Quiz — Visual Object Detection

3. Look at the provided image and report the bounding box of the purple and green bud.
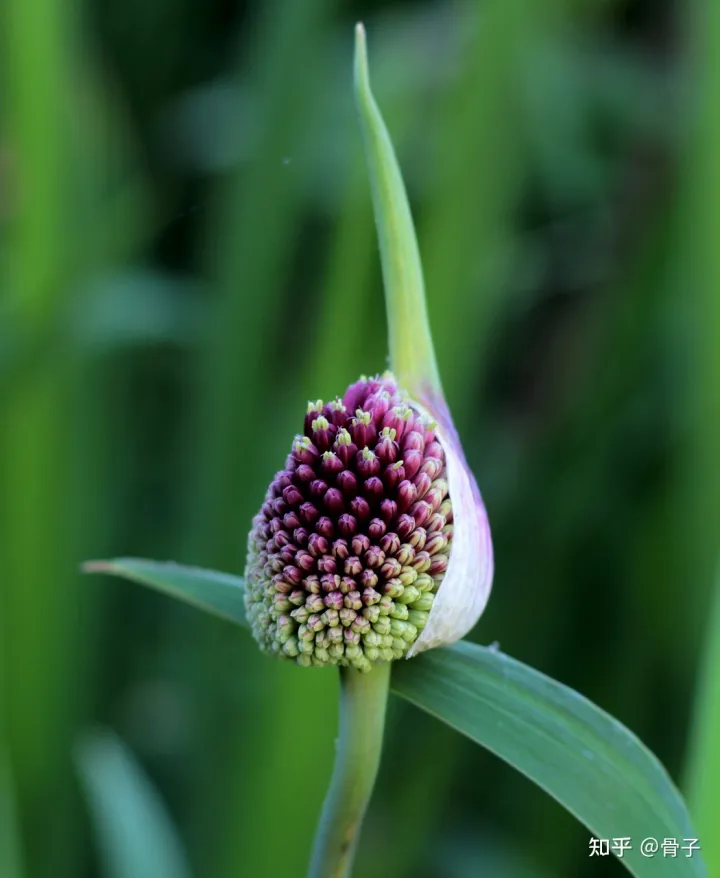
[245,372,465,671]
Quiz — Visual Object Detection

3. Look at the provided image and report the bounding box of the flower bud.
[244,373,493,670]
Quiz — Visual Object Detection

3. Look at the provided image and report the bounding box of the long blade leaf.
[353,23,440,397]
[82,559,246,626]
[84,559,704,876]
[0,750,24,878]
[392,641,705,878]
[76,730,192,878]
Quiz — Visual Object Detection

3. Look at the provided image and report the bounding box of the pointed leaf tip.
[354,23,368,92]
[352,22,441,398]
[80,558,248,627]
[82,560,111,574]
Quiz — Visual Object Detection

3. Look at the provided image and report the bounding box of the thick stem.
[308,663,391,878]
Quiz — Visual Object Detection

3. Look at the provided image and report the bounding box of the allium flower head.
[245,372,493,672]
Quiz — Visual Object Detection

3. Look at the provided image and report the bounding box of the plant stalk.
[308,663,391,878]
[353,24,442,399]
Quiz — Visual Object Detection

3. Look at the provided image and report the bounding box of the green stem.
[308,663,391,878]
[353,24,441,399]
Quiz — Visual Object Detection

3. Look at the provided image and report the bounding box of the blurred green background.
[1,0,718,876]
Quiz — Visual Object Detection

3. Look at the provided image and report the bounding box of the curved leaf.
[76,729,193,878]
[84,559,705,876]
[393,641,706,878]
[353,24,441,397]
[82,559,246,626]
[0,749,23,878]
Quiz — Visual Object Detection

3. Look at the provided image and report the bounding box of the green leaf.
[686,565,720,876]
[353,24,441,398]
[392,641,706,878]
[84,560,705,877]
[76,729,193,878]
[0,749,24,878]
[82,559,247,627]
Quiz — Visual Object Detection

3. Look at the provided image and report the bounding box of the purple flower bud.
[349,496,371,521]
[379,552,402,577]
[299,503,318,525]
[244,373,493,671]
[325,398,348,428]
[336,470,358,496]
[316,516,334,539]
[324,591,343,610]
[331,538,348,559]
[295,551,315,572]
[350,410,375,448]
[283,565,302,586]
[365,390,391,421]
[273,530,291,548]
[379,499,397,522]
[381,404,412,440]
[320,451,343,476]
[344,556,363,577]
[292,435,318,466]
[356,447,381,478]
[375,428,399,465]
[380,531,400,556]
[409,500,433,528]
[419,457,443,481]
[321,574,340,594]
[362,476,384,501]
[396,543,415,566]
[364,545,385,569]
[275,473,292,493]
[284,511,302,530]
[413,471,432,500]
[350,533,370,555]
[411,551,431,573]
[342,378,372,414]
[271,497,287,516]
[395,514,416,540]
[397,480,417,513]
[333,428,357,467]
[368,518,386,539]
[402,449,423,479]
[323,488,344,514]
[428,554,448,576]
[338,514,357,537]
[360,569,378,589]
[317,555,337,575]
[309,479,329,500]
[310,415,335,452]
[307,533,329,558]
[304,400,324,436]
[382,461,405,490]
[424,480,448,512]
[403,431,425,452]
[362,587,381,605]
[339,576,355,594]
[424,533,447,556]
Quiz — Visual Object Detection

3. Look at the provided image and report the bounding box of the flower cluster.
[244,373,453,672]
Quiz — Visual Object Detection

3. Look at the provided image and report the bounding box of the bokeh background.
[1,0,718,876]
